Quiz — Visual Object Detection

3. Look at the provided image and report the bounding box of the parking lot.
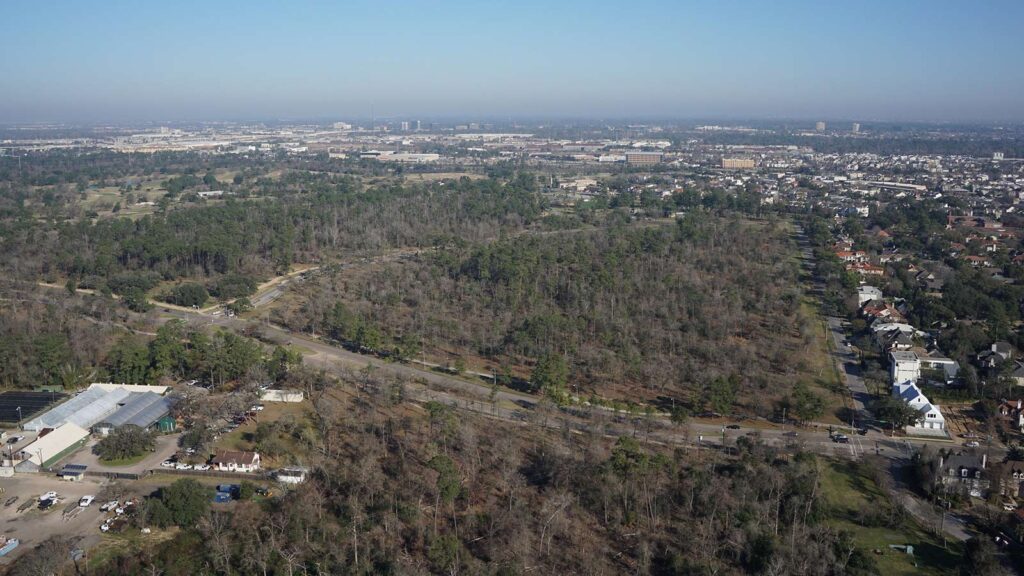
[0,474,110,563]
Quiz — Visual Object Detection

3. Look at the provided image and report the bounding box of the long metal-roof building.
[16,422,90,469]
[22,383,170,432]
[95,392,172,431]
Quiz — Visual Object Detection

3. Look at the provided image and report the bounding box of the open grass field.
[820,459,961,575]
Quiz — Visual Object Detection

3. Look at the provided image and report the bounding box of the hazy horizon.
[2,0,1023,124]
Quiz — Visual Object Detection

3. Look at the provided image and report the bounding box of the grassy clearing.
[99,452,150,467]
[212,401,313,468]
[820,460,961,575]
[87,526,180,571]
[798,298,847,425]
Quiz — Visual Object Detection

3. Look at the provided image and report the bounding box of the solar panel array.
[0,391,66,423]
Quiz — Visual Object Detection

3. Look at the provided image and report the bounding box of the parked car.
[833,434,849,444]
[160,460,176,468]
[726,424,741,430]
[99,500,119,512]
[39,499,55,511]
[966,441,980,448]
[39,491,57,502]
[194,464,211,471]
[79,495,95,507]
[175,463,193,470]
[7,436,25,445]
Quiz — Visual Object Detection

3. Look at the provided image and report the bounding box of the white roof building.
[892,382,946,433]
[890,350,921,386]
[17,422,90,469]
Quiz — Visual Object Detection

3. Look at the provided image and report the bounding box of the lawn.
[819,459,961,575]
[99,452,150,467]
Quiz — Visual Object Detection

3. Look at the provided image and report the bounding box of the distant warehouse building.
[15,423,90,471]
[625,151,663,166]
[379,153,440,163]
[722,157,755,169]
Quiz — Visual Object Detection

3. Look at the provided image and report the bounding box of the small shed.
[58,463,87,481]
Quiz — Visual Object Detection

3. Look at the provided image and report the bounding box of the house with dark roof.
[938,452,989,498]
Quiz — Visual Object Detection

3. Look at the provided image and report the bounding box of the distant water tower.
[815,121,826,131]
[852,122,860,133]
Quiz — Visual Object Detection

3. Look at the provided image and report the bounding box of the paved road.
[826,316,873,418]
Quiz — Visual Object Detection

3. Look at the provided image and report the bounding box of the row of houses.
[854,284,961,436]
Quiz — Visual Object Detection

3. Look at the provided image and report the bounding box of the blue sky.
[1,0,1022,123]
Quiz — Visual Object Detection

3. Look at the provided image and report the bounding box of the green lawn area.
[99,452,150,467]
[820,459,961,575]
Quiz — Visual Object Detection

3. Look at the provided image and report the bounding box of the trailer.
[0,537,20,556]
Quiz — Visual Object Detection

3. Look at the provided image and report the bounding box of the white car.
[966,441,981,448]
[39,491,57,502]
[194,464,211,471]
[100,522,110,532]
[175,463,192,470]
[79,495,95,507]
[99,500,119,512]
[160,460,176,468]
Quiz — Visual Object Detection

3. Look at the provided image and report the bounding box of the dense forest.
[12,366,894,576]
[280,215,812,413]
[0,174,544,297]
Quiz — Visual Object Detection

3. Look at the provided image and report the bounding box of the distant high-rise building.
[815,121,826,131]
[400,121,410,131]
[994,152,1005,161]
[851,122,860,133]
[332,121,352,130]
[414,120,421,131]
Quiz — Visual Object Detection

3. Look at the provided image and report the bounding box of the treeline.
[106,321,301,388]
[2,175,544,298]
[288,215,805,412]
[0,297,120,389]
[64,368,886,576]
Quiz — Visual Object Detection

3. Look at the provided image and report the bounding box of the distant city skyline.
[2,0,1023,123]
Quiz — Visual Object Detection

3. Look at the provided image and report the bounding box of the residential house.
[892,382,946,433]
[999,399,1024,433]
[938,452,989,498]
[1012,361,1024,387]
[856,285,884,306]
[848,262,885,276]
[979,342,1015,370]
[891,351,921,385]
[211,450,261,473]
